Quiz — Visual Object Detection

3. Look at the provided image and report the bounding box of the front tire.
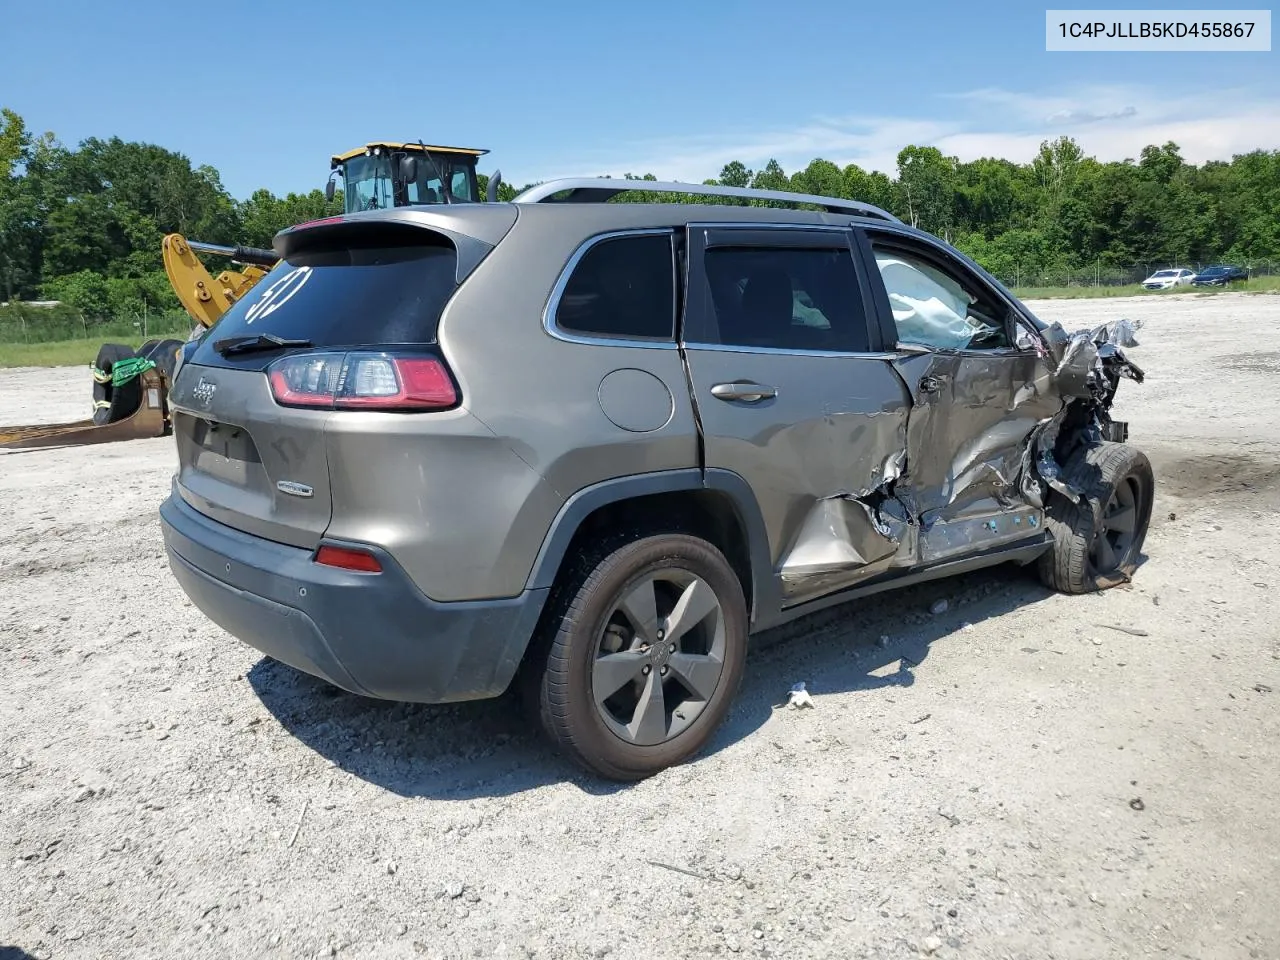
[1038,441,1154,593]
[532,534,748,781]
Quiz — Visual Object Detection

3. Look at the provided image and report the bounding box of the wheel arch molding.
[524,468,779,626]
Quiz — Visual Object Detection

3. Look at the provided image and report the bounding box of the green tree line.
[0,108,344,322]
[620,139,1278,284]
[2,105,1278,325]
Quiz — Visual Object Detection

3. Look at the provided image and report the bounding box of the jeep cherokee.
[160,178,1153,780]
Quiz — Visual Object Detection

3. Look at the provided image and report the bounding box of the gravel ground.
[2,292,1279,960]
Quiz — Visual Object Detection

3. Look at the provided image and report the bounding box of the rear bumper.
[159,487,548,703]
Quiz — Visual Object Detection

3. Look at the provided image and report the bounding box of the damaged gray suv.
[160,178,1153,780]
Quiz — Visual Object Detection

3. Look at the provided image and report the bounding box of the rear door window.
[690,242,871,353]
[192,239,459,367]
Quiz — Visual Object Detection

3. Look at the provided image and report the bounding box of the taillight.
[267,352,345,407]
[266,352,458,411]
[315,545,382,573]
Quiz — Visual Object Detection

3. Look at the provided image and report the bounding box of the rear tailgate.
[170,366,334,548]
[168,210,514,549]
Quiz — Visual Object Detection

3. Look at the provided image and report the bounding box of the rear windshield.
[191,241,458,365]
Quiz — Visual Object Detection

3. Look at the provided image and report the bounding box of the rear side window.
[696,247,870,352]
[553,233,675,341]
[192,240,458,363]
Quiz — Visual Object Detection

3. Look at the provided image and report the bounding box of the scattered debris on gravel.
[786,682,815,709]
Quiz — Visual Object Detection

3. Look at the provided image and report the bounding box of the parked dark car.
[1192,265,1248,286]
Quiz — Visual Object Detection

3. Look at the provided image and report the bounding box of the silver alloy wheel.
[591,569,727,747]
[1090,475,1140,573]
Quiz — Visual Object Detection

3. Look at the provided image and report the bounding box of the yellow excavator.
[0,142,499,450]
[162,142,497,328]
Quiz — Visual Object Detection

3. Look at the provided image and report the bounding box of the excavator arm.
[161,234,278,329]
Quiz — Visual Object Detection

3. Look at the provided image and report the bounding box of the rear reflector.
[314,545,382,573]
[267,351,458,411]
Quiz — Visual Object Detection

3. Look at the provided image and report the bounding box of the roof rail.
[511,178,902,222]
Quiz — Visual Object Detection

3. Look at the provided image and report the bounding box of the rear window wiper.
[214,333,314,357]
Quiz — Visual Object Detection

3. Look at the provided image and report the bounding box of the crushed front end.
[1020,317,1147,506]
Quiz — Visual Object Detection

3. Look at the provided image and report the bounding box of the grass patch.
[0,336,159,369]
[1014,276,1280,299]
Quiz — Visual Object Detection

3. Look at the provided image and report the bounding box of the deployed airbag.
[875,252,1002,350]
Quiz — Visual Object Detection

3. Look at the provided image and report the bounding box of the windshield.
[343,154,396,212]
[341,152,478,214]
[1151,270,1177,278]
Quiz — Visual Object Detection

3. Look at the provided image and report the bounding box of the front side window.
[871,242,1011,351]
[554,233,675,340]
[696,246,869,352]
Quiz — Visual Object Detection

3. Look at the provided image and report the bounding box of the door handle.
[710,381,777,403]
[918,375,944,394]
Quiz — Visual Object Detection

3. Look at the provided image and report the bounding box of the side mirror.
[486,169,503,203]
[399,155,419,182]
[324,177,336,202]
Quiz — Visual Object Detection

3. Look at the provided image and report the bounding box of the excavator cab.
[326,142,489,213]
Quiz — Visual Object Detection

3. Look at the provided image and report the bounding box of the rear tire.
[530,533,748,781]
[91,343,141,426]
[1038,441,1154,593]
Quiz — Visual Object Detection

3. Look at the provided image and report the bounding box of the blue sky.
[2,0,1275,199]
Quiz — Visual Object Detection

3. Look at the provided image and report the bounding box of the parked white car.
[1142,268,1196,290]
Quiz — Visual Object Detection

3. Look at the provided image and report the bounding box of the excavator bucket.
[0,236,270,451]
[0,366,169,451]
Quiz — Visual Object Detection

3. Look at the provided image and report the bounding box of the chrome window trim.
[681,342,901,360]
[688,221,857,235]
[542,228,679,350]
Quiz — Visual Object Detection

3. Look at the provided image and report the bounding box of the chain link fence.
[0,303,192,345]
